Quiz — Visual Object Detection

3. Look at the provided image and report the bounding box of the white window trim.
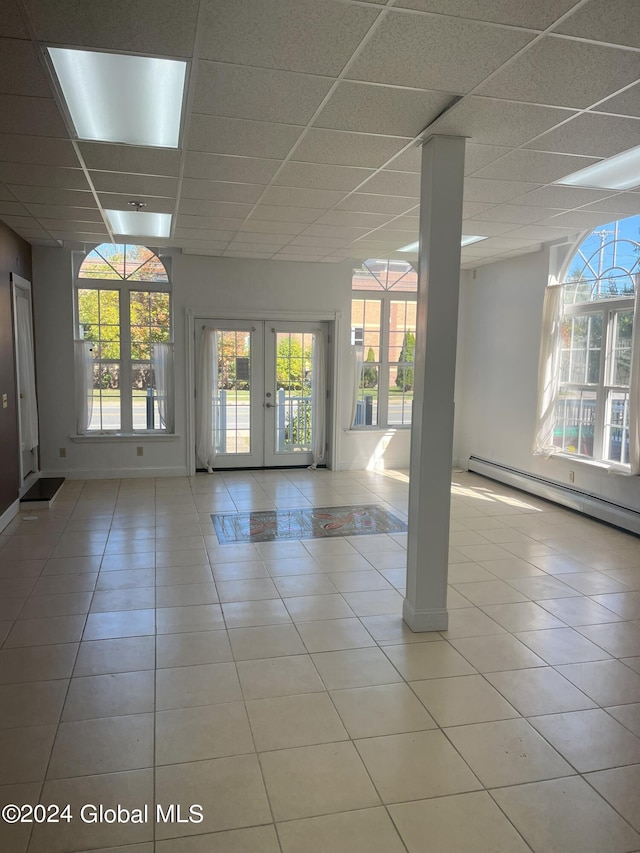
[74,276,173,435]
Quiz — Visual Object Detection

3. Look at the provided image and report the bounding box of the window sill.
[344,427,410,433]
[71,433,179,443]
[550,452,630,475]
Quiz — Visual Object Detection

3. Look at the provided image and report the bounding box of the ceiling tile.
[525,113,640,157]
[231,231,293,244]
[470,203,555,224]
[176,239,229,251]
[394,0,577,28]
[347,12,533,91]
[335,193,417,214]
[385,214,419,229]
[0,164,89,189]
[188,115,303,159]
[238,220,306,236]
[97,194,175,214]
[183,153,279,185]
[462,201,495,217]
[24,203,102,221]
[464,144,514,175]
[507,224,578,240]
[26,0,200,56]
[463,178,541,203]
[37,217,106,232]
[274,162,373,191]
[1,213,51,228]
[89,172,178,197]
[292,129,410,168]
[248,206,323,224]
[180,180,264,204]
[1,0,29,37]
[199,0,379,75]
[315,210,393,228]
[225,251,276,258]
[194,62,333,125]
[461,219,520,236]
[49,230,109,241]
[0,184,13,201]
[178,199,254,219]
[430,97,576,146]
[0,95,67,138]
[289,236,353,248]
[301,224,372,241]
[596,83,640,118]
[175,215,244,231]
[476,36,640,108]
[0,200,29,216]
[0,39,51,97]
[358,171,421,197]
[387,147,422,173]
[271,243,327,255]
[8,185,94,205]
[78,143,181,176]
[314,81,454,136]
[0,134,78,167]
[541,209,630,229]
[226,243,285,253]
[174,229,236,242]
[513,185,617,208]
[581,193,640,215]
[12,226,55,239]
[554,0,640,49]
[473,150,600,183]
[365,228,417,243]
[272,254,326,262]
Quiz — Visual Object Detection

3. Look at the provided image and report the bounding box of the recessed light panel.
[554,145,640,191]
[106,210,172,238]
[48,48,187,148]
[398,236,486,252]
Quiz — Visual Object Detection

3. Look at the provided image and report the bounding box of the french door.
[196,319,326,469]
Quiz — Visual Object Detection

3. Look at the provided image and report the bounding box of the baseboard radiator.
[466,456,640,537]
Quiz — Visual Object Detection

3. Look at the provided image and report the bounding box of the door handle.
[265,402,274,408]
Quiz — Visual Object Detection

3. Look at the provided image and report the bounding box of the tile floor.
[0,469,639,852]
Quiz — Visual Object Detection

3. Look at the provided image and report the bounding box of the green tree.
[362,347,378,389]
[276,336,312,390]
[395,332,416,391]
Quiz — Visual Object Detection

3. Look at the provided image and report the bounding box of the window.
[75,243,173,433]
[551,218,639,465]
[351,259,417,427]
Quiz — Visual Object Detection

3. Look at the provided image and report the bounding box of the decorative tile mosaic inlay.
[212,504,408,543]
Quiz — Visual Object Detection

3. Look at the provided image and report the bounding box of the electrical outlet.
[59,448,67,458]
[568,470,575,483]
[137,446,144,456]
[2,393,7,409]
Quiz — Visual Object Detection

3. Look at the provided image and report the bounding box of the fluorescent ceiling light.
[398,235,486,252]
[106,210,172,238]
[554,145,640,191]
[48,48,187,147]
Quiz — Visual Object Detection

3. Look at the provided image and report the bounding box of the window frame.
[553,219,638,468]
[351,288,417,430]
[74,248,173,436]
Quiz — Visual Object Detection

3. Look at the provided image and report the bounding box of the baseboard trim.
[402,599,449,632]
[39,467,188,480]
[0,499,19,534]
[467,456,640,536]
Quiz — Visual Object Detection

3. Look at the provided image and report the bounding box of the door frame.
[11,273,40,495]
[186,308,342,476]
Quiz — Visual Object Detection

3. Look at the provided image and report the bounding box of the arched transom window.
[75,243,173,434]
[553,217,639,465]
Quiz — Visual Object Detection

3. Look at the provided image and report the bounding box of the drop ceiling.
[1,0,640,268]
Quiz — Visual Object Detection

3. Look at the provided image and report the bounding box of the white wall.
[455,248,640,512]
[32,246,412,477]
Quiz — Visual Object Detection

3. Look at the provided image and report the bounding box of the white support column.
[404,134,466,632]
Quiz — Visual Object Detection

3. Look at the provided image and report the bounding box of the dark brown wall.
[0,221,32,518]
